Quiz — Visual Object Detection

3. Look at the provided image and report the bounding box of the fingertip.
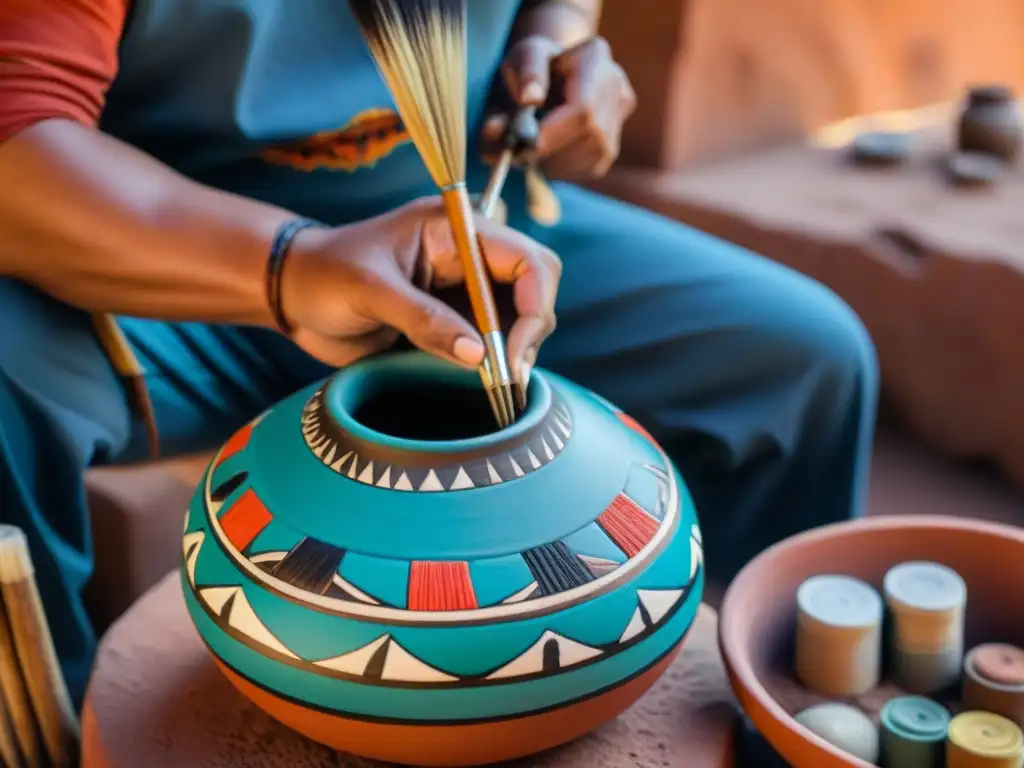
[520,80,547,106]
[453,335,486,367]
[482,114,506,137]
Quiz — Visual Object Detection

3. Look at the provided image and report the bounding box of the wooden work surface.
[81,572,737,767]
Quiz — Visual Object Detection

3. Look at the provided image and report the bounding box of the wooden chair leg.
[0,525,80,767]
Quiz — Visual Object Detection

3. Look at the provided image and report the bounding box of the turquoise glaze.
[181,351,703,729]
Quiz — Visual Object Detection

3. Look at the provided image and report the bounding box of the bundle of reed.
[349,0,518,427]
[0,526,80,767]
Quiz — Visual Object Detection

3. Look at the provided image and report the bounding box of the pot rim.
[325,351,552,455]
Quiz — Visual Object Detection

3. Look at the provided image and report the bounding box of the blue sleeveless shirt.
[100,0,524,224]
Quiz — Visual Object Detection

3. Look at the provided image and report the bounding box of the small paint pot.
[879,695,950,768]
[947,151,1004,188]
[963,644,1024,729]
[883,561,967,694]
[796,702,880,764]
[850,131,913,167]
[947,711,1024,768]
[795,574,883,696]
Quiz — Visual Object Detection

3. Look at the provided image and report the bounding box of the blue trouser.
[0,184,878,709]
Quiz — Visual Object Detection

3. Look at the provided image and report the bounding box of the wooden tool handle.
[441,185,502,336]
[0,525,80,767]
[92,313,159,458]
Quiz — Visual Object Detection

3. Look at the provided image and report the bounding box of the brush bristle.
[350,0,468,188]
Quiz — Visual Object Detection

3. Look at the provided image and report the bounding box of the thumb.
[504,37,562,106]
[363,269,485,368]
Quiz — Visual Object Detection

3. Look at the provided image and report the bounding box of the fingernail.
[516,361,533,410]
[520,360,533,385]
[484,114,504,133]
[453,336,485,366]
[521,81,546,105]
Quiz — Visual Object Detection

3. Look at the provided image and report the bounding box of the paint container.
[795,574,883,696]
[879,695,950,768]
[947,711,1023,768]
[963,644,1024,729]
[883,562,967,694]
[796,702,880,764]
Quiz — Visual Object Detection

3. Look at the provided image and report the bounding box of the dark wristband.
[265,217,323,336]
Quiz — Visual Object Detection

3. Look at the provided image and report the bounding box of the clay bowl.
[719,515,1024,768]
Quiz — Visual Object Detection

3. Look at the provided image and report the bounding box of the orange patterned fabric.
[0,0,129,142]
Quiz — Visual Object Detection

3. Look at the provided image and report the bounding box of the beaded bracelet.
[265,217,323,336]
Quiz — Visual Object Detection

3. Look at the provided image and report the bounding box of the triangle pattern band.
[187,558,695,687]
[299,387,573,492]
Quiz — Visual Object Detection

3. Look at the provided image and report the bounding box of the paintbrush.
[480,106,561,228]
[350,0,517,428]
[479,106,539,218]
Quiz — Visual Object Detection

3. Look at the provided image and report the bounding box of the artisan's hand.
[279,197,560,378]
[484,35,636,181]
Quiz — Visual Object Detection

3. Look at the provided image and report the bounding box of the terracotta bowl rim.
[718,514,1024,767]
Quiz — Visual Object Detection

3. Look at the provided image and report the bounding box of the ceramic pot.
[180,351,703,766]
[957,85,1023,162]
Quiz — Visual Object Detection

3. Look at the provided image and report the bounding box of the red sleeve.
[0,0,129,142]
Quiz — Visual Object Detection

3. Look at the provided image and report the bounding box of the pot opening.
[351,378,517,442]
[968,85,1014,106]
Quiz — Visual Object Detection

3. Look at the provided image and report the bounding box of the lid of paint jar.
[797,575,883,629]
[880,696,950,741]
[948,712,1024,757]
[883,561,966,612]
[970,643,1024,686]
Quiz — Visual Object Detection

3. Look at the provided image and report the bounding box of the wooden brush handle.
[441,186,502,336]
[0,525,80,767]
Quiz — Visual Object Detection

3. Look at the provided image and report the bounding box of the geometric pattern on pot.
[300,385,574,491]
[192,409,682,627]
[182,523,702,689]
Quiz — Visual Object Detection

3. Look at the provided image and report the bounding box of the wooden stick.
[0,525,80,767]
[92,313,159,457]
[0,684,24,768]
[0,583,43,767]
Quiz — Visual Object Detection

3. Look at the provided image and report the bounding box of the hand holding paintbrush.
[483,30,637,195]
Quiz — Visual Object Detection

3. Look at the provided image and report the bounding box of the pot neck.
[968,86,1014,107]
[323,352,551,456]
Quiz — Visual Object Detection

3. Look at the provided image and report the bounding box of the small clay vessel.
[947,151,1003,188]
[957,85,1023,163]
[849,131,913,167]
[180,351,703,766]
